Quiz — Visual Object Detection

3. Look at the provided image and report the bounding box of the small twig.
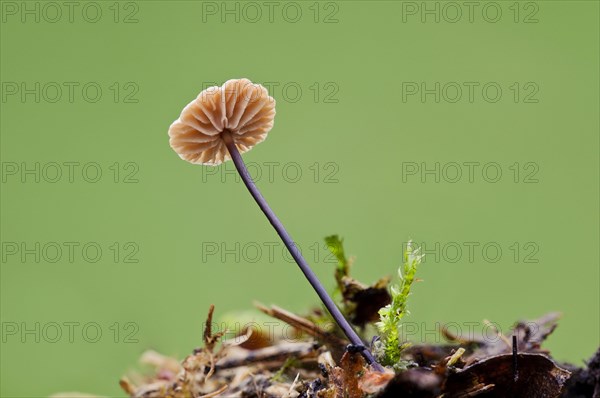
[199,384,228,398]
[482,319,512,348]
[202,304,227,380]
[447,348,466,367]
[215,341,317,370]
[204,305,215,345]
[255,303,347,348]
[512,335,519,382]
[283,373,301,398]
[119,378,136,395]
[204,304,226,351]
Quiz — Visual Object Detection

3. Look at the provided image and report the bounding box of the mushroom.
[169,78,384,372]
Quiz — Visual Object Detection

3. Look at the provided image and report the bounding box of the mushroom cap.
[168,78,276,166]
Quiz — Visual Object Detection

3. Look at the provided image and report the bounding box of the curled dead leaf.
[443,353,570,398]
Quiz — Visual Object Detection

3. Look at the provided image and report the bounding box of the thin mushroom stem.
[222,131,384,372]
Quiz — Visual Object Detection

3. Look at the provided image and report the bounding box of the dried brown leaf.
[373,368,442,397]
[443,353,570,398]
[358,368,395,394]
[339,351,366,398]
[341,276,392,327]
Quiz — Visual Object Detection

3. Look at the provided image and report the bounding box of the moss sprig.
[375,241,423,369]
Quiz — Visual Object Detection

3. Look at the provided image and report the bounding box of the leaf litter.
[53,240,598,398]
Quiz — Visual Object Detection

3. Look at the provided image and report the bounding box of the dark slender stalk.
[512,335,519,382]
[222,131,384,372]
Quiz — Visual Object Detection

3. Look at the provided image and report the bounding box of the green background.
[1,0,598,396]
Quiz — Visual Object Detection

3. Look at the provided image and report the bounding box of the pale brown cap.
[168,78,276,165]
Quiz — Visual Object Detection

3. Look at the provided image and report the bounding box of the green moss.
[375,241,423,369]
